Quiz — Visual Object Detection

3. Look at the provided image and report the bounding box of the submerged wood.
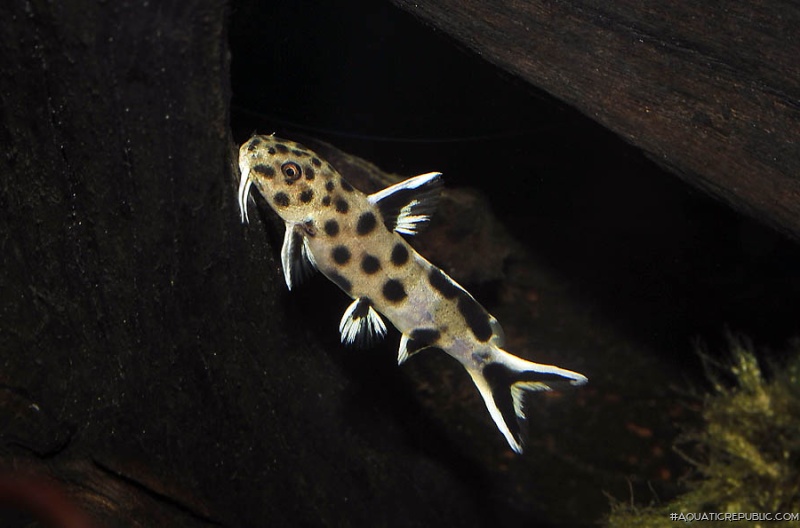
[1,1,594,524]
[391,0,800,241]
[0,1,485,525]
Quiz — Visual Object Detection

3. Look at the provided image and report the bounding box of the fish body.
[237,134,587,453]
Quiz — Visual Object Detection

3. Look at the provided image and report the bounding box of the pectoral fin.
[280,223,317,291]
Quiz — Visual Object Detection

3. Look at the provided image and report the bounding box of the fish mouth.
[237,161,253,224]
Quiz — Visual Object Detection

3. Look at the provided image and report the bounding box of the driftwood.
[391,0,800,241]
[16,0,788,525]
[2,1,621,525]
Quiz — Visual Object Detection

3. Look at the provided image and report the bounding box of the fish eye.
[281,161,302,182]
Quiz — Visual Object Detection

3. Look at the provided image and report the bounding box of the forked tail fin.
[467,348,587,454]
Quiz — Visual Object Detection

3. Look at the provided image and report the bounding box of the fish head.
[238,134,335,225]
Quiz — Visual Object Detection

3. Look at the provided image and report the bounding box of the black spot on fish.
[305,167,315,180]
[312,157,322,167]
[268,147,276,155]
[361,254,381,274]
[335,198,349,214]
[390,243,409,266]
[356,212,377,236]
[329,271,352,293]
[332,246,351,265]
[382,279,407,303]
[405,328,441,356]
[324,219,339,237]
[248,138,261,151]
[274,192,290,207]
[292,149,309,157]
[411,328,440,345]
[253,164,275,178]
[429,268,460,299]
[299,189,314,203]
[275,143,289,153]
[322,196,331,207]
[340,179,354,192]
[457,294,492,342]
[325,180,335,192]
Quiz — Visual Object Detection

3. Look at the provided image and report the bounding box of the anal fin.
[397,328,441,365]
[339,298,387,347]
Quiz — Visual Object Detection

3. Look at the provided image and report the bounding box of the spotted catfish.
[237,134,587,453]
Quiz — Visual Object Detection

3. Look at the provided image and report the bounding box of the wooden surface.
[391,0,800,241]
[0,2,598,524]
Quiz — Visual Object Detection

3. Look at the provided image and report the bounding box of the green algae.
[607,336,800,528]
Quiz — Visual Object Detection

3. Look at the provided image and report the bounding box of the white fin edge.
[395,199,428,235]
[238,164,253,224]
[470,349,588,454]
[367,171,441,203]
[511,381,551,420]
[468,368,524,454]
[302,236,317,270]
[397,334,410,365]
[493,351,588,386]
[367,172,442,236]
[397,330,440,364]
[339,298,387,347]
[489,316,505,347]
[280,223,318,291]
[280,227,295,290]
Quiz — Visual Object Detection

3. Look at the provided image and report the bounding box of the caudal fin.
[467,349,587,454]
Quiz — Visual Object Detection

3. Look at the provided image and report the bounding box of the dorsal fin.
[280,222,317,291]
[339,297,387,347]
[367,172,443,236]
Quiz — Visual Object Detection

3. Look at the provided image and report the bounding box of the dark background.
[230,0,800,356]
[228,0,800,523]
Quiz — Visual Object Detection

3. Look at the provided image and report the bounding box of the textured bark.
[0,2,591,526]
[0,1,481,526]
[390,0,800,241]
